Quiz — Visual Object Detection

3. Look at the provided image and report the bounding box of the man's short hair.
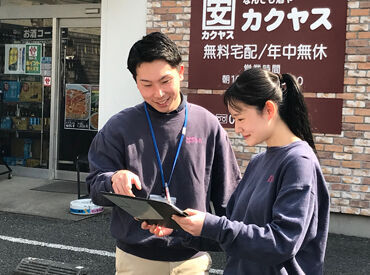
[127,32,182,80]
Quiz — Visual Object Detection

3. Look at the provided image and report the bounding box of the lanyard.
[144,102,188,197]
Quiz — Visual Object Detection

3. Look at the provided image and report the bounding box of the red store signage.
[189,0,347,93]
[188,94,343,134]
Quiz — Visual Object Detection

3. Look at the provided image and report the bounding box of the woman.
[146,68,330,274]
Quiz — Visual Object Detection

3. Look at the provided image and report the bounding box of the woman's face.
[228,100,273,147]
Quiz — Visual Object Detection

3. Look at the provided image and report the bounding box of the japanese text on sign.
[23,29,45,39]
[189,0,347,93]
[203,43,327,60]
[202,0,332,41]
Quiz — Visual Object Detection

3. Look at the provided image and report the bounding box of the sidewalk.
[0,174,88,221]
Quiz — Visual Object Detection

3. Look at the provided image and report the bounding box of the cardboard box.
[25,158,40,167]
[12,117,29,130]
[29,124,42,131]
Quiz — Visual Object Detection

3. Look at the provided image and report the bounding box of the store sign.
[23,27,52,40]
[43,76,51,87]
[188,94,234,128]
[41,57,52,76]
[64,84,99,131]
[188,93,343,134]
[23,27,68,40]
[25,44,42,75]
[305,98,342,134]
[189,0,347,93]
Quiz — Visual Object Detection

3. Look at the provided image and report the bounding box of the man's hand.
[111,170,142,196]
[141,221,173,237]
[172,209,205,236]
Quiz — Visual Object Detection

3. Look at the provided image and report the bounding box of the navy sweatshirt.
[187,141,329,274]
[86,99,241,261]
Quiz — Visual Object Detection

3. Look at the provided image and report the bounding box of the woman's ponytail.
[224,68,316,153]
[279,73,316,152]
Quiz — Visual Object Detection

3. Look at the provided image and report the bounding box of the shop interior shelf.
[3,101,42,104]
[0,129,49,134]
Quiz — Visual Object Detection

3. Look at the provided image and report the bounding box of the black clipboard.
[101,191,187,230]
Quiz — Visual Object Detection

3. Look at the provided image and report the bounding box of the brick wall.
[146,0,370,217]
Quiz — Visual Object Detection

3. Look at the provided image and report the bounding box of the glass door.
[0,19,52,178]
[54,18,100,180]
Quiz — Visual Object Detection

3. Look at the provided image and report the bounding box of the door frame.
[51,17,100,181]
[0,4,100,180]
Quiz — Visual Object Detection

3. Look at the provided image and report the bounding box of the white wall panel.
[99,0,146,129]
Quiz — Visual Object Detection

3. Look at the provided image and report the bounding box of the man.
[86,32,240,275]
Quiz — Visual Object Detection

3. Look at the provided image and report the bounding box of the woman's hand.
[141,221,173,237]
[172,209,206,236]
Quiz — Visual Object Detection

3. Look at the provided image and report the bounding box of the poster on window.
[4,44,25,74]
[189,0,347,93]
[64,84,99,131]
[25,44,42,75]
[90,85,99,130]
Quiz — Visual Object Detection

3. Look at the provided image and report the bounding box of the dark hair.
[224,68,316,152]
[127,32,182,80]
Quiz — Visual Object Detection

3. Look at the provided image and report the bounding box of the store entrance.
[54,19,100,181]
[0,4,101,180]
[0,19,52,177]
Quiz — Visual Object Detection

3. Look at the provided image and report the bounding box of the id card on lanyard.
[144,102,188,204]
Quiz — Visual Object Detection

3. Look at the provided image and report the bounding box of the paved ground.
[0,211,116,274]
[0,211,369,274]
[0,175,369,274]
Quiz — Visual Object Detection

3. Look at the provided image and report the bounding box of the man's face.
[136,59,184,113]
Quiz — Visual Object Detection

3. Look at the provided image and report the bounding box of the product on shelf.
[19,81,42,102]
[23,138,32,159]
[25,158,40,167]
[11,117,29,130]
[0,80,21,102]
[0,116,12,129]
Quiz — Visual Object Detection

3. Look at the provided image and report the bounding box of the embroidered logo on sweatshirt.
[267,175,274,183]
[186,136,202,144]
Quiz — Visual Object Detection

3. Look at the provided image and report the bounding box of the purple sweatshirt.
[86,98,241,261]
[193,141,329,274]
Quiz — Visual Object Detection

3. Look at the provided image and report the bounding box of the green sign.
[25,44,42,75]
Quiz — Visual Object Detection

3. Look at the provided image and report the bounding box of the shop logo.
[28,46,38,58]
[186,136,203,144]
[202,0,236,30]
[267,175,274,183]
